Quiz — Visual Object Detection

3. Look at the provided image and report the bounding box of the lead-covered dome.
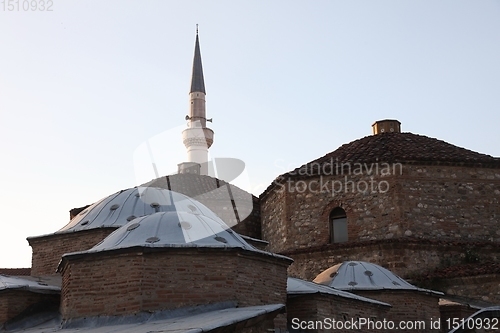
[57,187,220,234]
[86,211,258,252]
[60,206,291,268]
[313,261,442,295]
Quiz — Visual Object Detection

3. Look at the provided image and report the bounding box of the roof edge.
[57,245,293,272]
[277,237,500,257]
[27,226,118,242]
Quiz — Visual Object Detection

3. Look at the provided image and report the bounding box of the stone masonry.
[261,164,500,280]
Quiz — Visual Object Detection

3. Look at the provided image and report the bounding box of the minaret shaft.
[189,92,207,128]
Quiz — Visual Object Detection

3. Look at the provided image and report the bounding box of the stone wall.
[398,165,500,242]
[59,248,290,320]
[440,274,500,305]
[27,228,116,276]
[231,196,262,239]
[283,239,500,280]
[262,171,402,254]
[261,181,289,253]
[0,290,59,326]
[261,164,500,254]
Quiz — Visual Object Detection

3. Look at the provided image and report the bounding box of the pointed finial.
[190,24,206,94]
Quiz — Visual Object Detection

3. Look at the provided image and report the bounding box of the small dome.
[313,261,440,293]
[83,211,258,253]
[287,277,390,307]
[57,187,220,234]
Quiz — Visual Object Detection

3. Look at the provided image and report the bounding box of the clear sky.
[0,0,499,268]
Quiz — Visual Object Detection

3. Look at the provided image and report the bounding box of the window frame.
[329,207,348,243]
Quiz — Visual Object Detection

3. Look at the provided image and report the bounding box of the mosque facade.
[1,31,499,333]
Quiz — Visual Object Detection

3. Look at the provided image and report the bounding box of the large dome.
[303,132,500,169]
[60,210,291,262]
[87,211,256,252]
[262,131,500,196]
[57,187,220,234]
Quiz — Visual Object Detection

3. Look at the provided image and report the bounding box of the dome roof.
[143,173,254,202]
[61,211,292,264]
[142,173,257,227]
[262,131,500,197]
[287,277,390,307]
[315,132,498,165]
[57,187,220,234]
[291,132,499,176]
[313,261,442,295]
[86,211,256,252]
[58,194,291,270]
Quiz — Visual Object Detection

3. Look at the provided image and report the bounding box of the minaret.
[178,27,214,175]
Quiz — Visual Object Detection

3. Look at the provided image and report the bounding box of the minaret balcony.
[182,127,214,149]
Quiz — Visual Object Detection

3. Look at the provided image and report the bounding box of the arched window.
[330,207,348,243]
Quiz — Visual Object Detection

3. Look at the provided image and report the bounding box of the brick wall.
[60,248,290,320]
[439,304,477,333]
[355,290,441,333]
[261,165,500,254]
[287,294,390,333]
[234,313,280,333]
[28,228,116,276]
[0,290,59,326]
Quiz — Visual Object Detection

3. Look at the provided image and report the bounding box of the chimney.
[69,205,90,220]
[372,119,401,135]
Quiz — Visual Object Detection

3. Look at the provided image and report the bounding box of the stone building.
[1,30,500,332]
[260,119,500,305]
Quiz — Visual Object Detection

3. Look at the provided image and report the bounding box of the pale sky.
[0,1,499,268]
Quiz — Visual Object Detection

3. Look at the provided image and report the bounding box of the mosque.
[1,31,499,333]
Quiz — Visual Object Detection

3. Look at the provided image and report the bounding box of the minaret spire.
[190,25,206,94]
[178,27,214,175]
